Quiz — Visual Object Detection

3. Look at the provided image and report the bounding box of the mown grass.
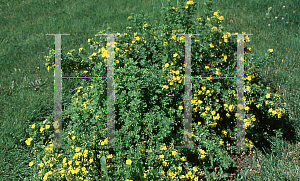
[0,0,299,180]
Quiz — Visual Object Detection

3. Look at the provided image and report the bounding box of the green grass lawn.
[0,0,299,180]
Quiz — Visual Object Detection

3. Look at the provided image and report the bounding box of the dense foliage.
[23,0,297,180]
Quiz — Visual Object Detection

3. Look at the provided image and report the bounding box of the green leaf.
[100,156,108,175]
[137,162,146,181]
[152,168,159,180]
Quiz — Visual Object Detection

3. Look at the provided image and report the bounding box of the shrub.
[25,0,297,180]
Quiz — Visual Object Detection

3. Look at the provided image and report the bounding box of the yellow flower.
[179,105,183,110]
[75,147,80,152]
[162,161,168,166]
[209,43,214,48]
[268,49,273,53]
[246,86,251,92]
[106,154,113,159]
[89,158,93,163]
[200,155,206,159]
[172,151,177,156]
[159,155,164,159]
[180,175,186,179]
[126,159,132,165]
[244,122,251,129]
[199,149,205,155]
[29,162,34,166]
[31,124,35,129]
[165,63,169,68]
[180,157,186,161]
[40,127,45,133]
[187,0,193,5]
[207,17,210,21]
[161,145,167,150]
[245,106,250,111]
[45,125,50,129]
[211,111,216,115]
[229,105,234,111]
[173,53,178,57]
[219,16,224,20]
[39,163,44,167]
[210,122,217,127]
[88,39,91,43]
[193,167,198,172]
[162,85,169,90]
[220,140,224,145]
[244,75,252,81]
[266,93,271,99]
[213,12,219,16]
[201,86,206,91]
[135,36,140,41]
[72,136,76,140]
[172,35,177,41]
[178,166,182,170]
[168,171,176,178]
[222,130,227,136]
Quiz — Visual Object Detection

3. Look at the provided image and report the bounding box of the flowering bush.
[25,0,298,180]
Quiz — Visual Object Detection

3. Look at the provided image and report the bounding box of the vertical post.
[54,34,63,148]
[45,33,71,149]
[175,33,201,149]
[231,33,253,154]
[237,34,245,154]
[183,34,193,147]
[97,33,123,149]
[107,34,116,148]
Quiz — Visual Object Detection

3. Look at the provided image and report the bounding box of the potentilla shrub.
[25,0,298,180]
